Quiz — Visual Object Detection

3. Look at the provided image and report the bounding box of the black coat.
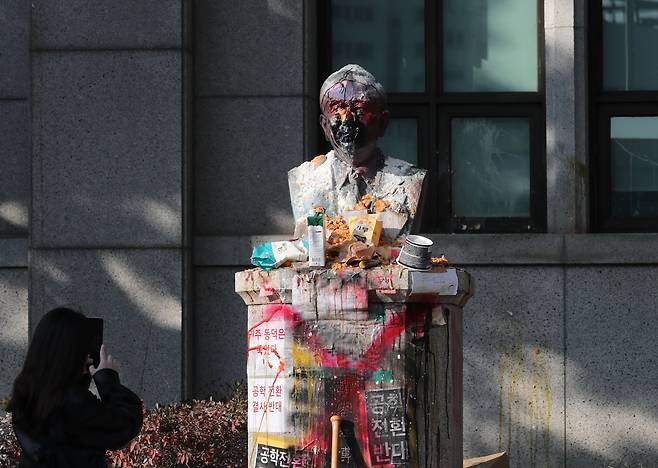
[13,369,143,468]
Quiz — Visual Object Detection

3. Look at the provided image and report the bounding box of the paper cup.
[397,249,431,270]
[397,235,433,270]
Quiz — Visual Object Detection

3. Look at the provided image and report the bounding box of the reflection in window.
[331,0,425,92]
[443,0,538,92]
[378,119,418,166]
[603,0,658,91]
[452,118,530,217]
[611,116,658,216]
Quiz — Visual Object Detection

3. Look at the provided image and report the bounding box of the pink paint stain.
[258,278,276,297]
[246,302,427,467]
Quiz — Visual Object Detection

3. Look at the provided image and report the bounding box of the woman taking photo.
[7,307,143,467]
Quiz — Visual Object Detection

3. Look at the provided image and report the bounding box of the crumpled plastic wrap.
[251,239,308,271]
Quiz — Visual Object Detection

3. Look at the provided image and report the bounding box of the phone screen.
[86,318,103,367]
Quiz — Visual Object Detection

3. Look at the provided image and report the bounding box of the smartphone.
[86,318,104,367]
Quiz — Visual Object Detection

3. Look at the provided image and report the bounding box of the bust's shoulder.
[382,155,427,178]
[288,152,334,177]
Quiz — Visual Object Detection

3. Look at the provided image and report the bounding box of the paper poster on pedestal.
[248,376,289,434]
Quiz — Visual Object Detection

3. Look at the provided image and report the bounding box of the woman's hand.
[89,344,120,376]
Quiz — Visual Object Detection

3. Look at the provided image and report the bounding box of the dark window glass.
[591,1,658,231]
[330,0,425,92]
[603,0,658,91]
[610,116,658,216]
[452,118,531,217]
[443,0,538,92]
[378,118,419,166]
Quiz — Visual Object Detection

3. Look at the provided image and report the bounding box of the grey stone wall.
[192,0,314,398]
[0,0,30,404]
[464,262,658,467]
[194,0,310,237]
[0,268,28,404]
[28,0,192,406]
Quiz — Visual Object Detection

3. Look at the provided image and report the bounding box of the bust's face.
[320,80,389,166]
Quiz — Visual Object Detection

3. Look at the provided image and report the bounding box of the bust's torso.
[288,150,426,239]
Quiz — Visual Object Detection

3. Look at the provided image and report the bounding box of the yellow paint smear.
[254,433,298,449]
[292,341,321,368]
[496,320,553,467]
[292,341,321,437]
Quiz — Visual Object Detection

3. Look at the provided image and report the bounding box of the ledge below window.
[193,234,658,267]
[5,235,657,268]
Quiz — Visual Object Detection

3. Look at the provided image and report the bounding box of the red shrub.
[0,411,20,468]
[0,395,248,468]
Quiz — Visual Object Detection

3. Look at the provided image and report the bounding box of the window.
[591,0,658,231]
[320,0,546,232]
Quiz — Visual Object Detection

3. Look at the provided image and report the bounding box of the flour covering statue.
[288,64,426,241]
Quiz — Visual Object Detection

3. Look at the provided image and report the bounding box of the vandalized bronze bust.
[288,64,426,241]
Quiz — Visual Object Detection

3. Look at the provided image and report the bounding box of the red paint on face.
[321,80,388,143]
[325,98,381,126]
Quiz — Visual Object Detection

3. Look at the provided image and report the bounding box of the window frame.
[589,0,658,232]
[438,104,547,233]
[377,104,430,168]
[319,0,546,233]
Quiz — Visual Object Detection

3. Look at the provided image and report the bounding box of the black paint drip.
[331,116,368,157]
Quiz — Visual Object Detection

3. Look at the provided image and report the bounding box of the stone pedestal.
[236,265,473,468]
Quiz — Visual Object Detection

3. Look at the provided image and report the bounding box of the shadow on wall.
[193,267,247,401]
[29,25,190,406]
[191,0,308,393]
[193,0,303,237]
[30,248,184,408]
[2,180,185,408]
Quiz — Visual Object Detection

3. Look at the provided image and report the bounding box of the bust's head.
[319,65,389,166]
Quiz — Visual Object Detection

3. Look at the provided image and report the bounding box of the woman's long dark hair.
[8,307,94,434]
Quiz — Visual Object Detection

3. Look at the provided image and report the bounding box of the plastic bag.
[251,239,308,270]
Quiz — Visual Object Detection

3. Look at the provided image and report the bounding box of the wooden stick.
[330,415,342,468]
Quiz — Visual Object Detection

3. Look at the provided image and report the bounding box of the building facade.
[1,0,657,466]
